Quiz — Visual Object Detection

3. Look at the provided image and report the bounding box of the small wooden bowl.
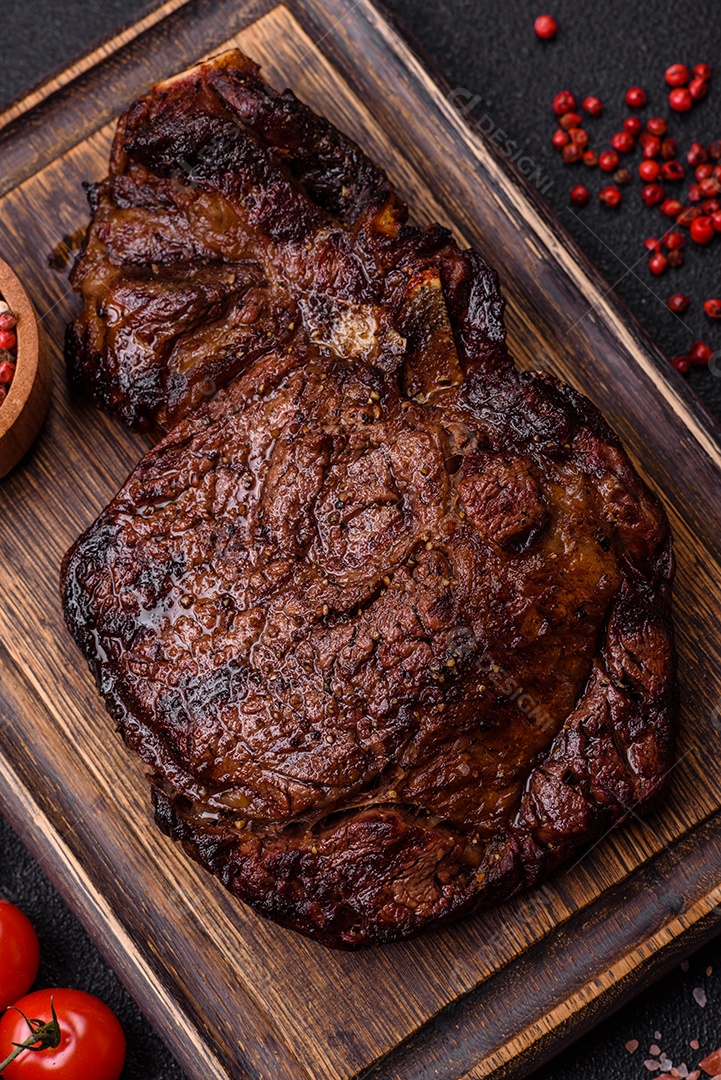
[0,258,52,478]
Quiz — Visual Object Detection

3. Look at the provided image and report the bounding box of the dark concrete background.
[2,1,721,1077]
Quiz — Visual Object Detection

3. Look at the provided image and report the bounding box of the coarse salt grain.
[699,1049,721,1074]
[646,1061,662,1072]
[651,1045,662,1056]
[627,1040,640,1054]
[693,987,708,1007]
[692,1042,701,1051]
[660,1059,674,1073]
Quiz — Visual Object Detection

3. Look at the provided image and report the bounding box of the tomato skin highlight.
[0,901,40,1011]
[0,989,126,1079]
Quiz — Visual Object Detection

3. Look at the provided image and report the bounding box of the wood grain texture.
[0,2,720,1079]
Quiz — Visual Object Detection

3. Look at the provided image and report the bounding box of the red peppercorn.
[667,293,690,313]
[582,150,599,166]
[709,141,721,161]
[695,163,713,180]
[666,249,684,268]
[694,63,712,80]
[613,167,632,185]
[700,176,721,196]
[582,95,603,117]
[703,299,721,319]
[687,141,708,166]
[570,128,589,147]
[0,313,16,332]
[552,129,570,150]
[677,205,701,226]
[661,160,685,181]
[646,116,668,136]
[660,198,684,217]
[688,184,703,202]
[641,183,665,206]
[611,130,635,153]
[553,90,577,116]
[559,111,583,131]
[562,143,582,163]
[641,134,662,159]
[599,185,622,208]
[598,149,620,172]
[689,77,709,101]
[623,116,643,136]
[712,211,721,231]
[570,184,590,206]
[644,237,662,252]
[672,355,691,375]
[669,87,693,111]
[665,63,690,87]
[534,14,558,38]
[690,340,713,362]
[639,159,661,181]
[660,137,679,160]
[626,87,647,108]
[690,215,715,243]
[0,330,17,351]
[649,252,668,275]
[0,359,15,384]
[704,199,721,214]
[664,230,685,250]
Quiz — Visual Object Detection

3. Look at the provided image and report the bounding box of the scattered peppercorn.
[694,63,712,80]
[649,252,668,275]
[534,14,558,39]
[623,116,643,136]
[688,77,709,101]
[570,128,589,147]
[642,183,666,206]
[599,185,622,207]
[661,160,685,181]
[665,230,685,249]
[644,237,662,252]
[582,95,603,116]
[703,299,721,318]
[668,293,691,313]
[562,143,582,163]
[667,249,684,267]
[690,215,715,243]
[672,354,691,374]
[613,167,632,185]
[559,111,583,131]
[582,149,599,166]
[552,129,570,150]
[669,87,693,111]
[689,340,713,363]
[570,184,590,206]
[646,116,668,137]
[660,137,679,160]
[625,87,647,108]
[660,198,683,217]
[611,130,635,153]
[641,134,662,159]
[598,149,620,172]
[553,90,577,115]
[665,64,690,87]
[639,160,661,181]
[687,141,708,166]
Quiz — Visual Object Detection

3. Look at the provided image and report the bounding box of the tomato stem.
[0,1000,61,1074]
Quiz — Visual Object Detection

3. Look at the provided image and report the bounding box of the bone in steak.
[62,50,676,948]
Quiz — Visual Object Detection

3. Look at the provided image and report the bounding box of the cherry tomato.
[0,901,40,1011]
[0,989,125,1079]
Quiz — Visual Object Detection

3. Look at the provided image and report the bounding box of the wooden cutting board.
[1,2,721,1078]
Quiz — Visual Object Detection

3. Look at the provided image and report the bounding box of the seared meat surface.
[62,51,676,948]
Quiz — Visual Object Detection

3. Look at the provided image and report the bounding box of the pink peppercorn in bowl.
[0,258,52,478]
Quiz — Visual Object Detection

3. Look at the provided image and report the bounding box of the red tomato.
[0,901,40,1011]
[0,989,125,1079]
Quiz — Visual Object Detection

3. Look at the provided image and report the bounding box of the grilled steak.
[62,51,676,948]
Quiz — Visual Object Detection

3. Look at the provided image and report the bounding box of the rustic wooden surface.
[0,258,51,477]
[0,2,720,1079]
